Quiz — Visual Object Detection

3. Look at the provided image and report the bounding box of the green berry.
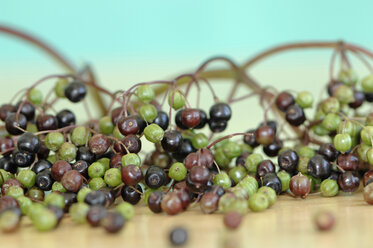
[277,170,291,192]
[71,126,89,146]
[139,104,158,122]
[116,202,135,220]
[69,202,90,224]
[52,181,66,193]
[55,78,69,98]
[31,208,58,231]
[144,124,164,143]
[26,123,38,133]
[168,90,185,110]
[320,179,339,197]
[367,148,373,165]
[44,192,65,208]
[77,187,92,202]
[333,133,352,153]
[57,142,77,162]
[29,88,43,105]
[121,153,141,167]
[249,192,269,212]
[357,144,371,162]
[322,113,341,131]
[104,168,122,187]
[334,85,354,104]
[296,91,313,108]
[213,172,231,189]
[297,156,310,174]
[99,116,114,135]
[5,186,24,198]
[17,196,32,215]
[212,136,229,149]
[361,75,373,93]
[191,133,209,149]
[169,162,187,181]
[214,148,231,169]
[89,177,106,190]
[312,124,329,136]
[361,126,373,146]
[0,209,21,232]
[322,97,340,114]
[338,69,358,86]
[97,157,110,171]
[88,162,106,178]
[47,154,57,164]
[17,169,36,188]
[297,146,315,158]
[223,141,242,159]
[245,153,263,173]
[0,169,10,186]
[113,126,125,140]
[45,132,65,151]
[228,166,247,184]
[237,176,258,196]
[137,85,155,103]
[218,194,248,215]
[337,120,357,137]
[257,186,277,206]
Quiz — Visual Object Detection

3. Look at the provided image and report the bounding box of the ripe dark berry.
[263,139,283,157]
[257,160,276,178]
[121,164,143,186]
[64,81,87,103]
[195,109,208,129]
[289,173,311,197]
[51,160,72,181]
[255,125,275,146]
[121,184,142,205]
[5,113,27,135]
[153,111,169,130]
[76,146,96,164]
[161,130,183,153]
[338,171,360,192]
[209,103,232,121]
[175,110,188,130]
[148,191,164,213]
[56,109,76,128]
[117,116,139,136]
[278,150,299,173]
[208,119,227,133]
[172,139,196,162]
[86,206,107,227]
[89,134,111,155]
[0,137,14,156]
[275,91,295,112]
[17,132,41,154]
[319,143,339,161]
[337,153,359,171]
[243,129,259,148]
[0,157,17,174]
[32,159,52,174]
[61,170,83,192]
[35,170,54,191]
[307,155,331,179]
[85,191,107,206]
[259,173,282,195]
[72,160,89,178]
[181,109,201,128]
[12,149,35,167]
[15,101,35,121]
[0,104,15,121]
[36,114,59,131]
[145,166,167,189]
[285,105,306,126]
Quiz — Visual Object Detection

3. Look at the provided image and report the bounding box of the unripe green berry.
[296,91,313,108]
[213,172,231,189]
[169,162,187,181]
[191,133,209,149]
[55,78,69,98]
[99,116,114,135]
[58,142,77,162]
[322,97,340,114]
[333,133,352,153]
[29,88,43,105]
[338,69,358,86]
[45,132,65,151]
[137,85,155,103]
[139,104,158,122]
[71,126,89,146]
[361,75,373,93]
[144,123,164,143]
[168,90,185,110]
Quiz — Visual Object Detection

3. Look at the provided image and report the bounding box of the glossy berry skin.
[51,160,72,181]
[0,157,17,174]
[209,103,232,121]
[12,149,35,168]
[147,191,164,213]
[84,191,107,206]
[319,143,339,161]
[64,81,87,103]
[338,171,360,192]
[32,159,52,174]
[35,170,54,191]
[114,134,141,154]
[263,139,283,157]
[36,114,59,131]
[278,150,299,173]
[189,166,210,185]
[172,139,196,162]
[121,185,142,205]
[195,109,208,129]
[72,160,89,178]
[121,164,143,186]
[56,109,76,128]
[117,116,139,136]
[153,111,169,130]
[255,126,275,146]
[0,137,14,156]
[208,119,227,133]
[181,109,201,128]
[15,101,35,121]
[76,147,96,164]
[5,113,27,135]
[307,155,331,179]
[200,191,219,214]
[349,91,365,109]
[145,166,167,189]
[86,206,107,227]
[259,173,282,195]
[175,110,188,130]
[275,91,295,112]
[161,192,183,215]
[256,160,276,178]
[289,173,311,198]
[102,212,125,233]
[285,105,306,126]
[337,154,359,171]
[363,171,373,186]
[61,170,83,192]
[243,129,259,148]
[161,130,183,153]
[17,132,41,154]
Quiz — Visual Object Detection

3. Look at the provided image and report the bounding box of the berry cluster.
[1,26,373,235]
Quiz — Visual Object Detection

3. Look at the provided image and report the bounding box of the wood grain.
[1,192,371,248]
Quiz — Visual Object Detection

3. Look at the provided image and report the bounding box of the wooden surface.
[1,192,372,248]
